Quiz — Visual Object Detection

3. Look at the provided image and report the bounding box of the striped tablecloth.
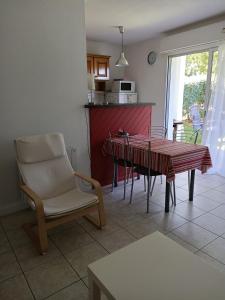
[103,135,212,182]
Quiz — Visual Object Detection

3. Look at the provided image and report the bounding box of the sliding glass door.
[166,48,218,143]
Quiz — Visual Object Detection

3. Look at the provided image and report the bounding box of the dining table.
[103,134,212,212]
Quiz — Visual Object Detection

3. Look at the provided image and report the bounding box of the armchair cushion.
[18,156,76,199]
[15,133,66,163]
[30,188,98,217]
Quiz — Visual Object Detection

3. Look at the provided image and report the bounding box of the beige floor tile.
[0,274,34,300]
[195,251,225,275]
[6,227,32,249]
[173,202,205,220]
[136,202,164,218]
[46,280,88,300]
[110,212,143,228]
[1,210,35,231]
[48,221,82,236]
[174,187,189,201]
[0,235,11,255]
[201,189,225,204]
[123,219,159,239]
[193,213,225,235]
[150,192,183,208]
[172,222,217,249]
[150,211,187,233]
[180,183,211,195]
[65,242,108,278]
[96,229,136,253]
[210,204,225,220]
[215,184,225,193]
[81,277,111,300]
[80,218,121,240]
[201,237,225,265]
[50,226,94,255]
[166,232,198,253]
[15,240,62,272]
[25,256,79,300]
[192,195,221,212]
[0,251,21,282]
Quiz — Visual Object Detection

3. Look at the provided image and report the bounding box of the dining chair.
[129,138,163,213]
[108,130,133,200]
[149,125,168,139]
[15,132,106,254]
[173,128,201,195]
[173,128,200,144]
[147,125,168,192]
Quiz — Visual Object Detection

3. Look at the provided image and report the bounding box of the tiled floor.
[1,171,225,299]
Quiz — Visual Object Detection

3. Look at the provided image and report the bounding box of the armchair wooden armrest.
[74,172,106,226]
[74,171,101,189]
[20,184,45,217]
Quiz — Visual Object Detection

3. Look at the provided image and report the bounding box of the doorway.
[166,49,218,143]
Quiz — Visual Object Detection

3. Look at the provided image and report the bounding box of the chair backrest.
[149,126,167,138]
[173,129,200,144]
[108,130,129,161]
[15,133,77,199]
[128,136,152,171]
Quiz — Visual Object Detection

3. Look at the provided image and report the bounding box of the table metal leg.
[165,181,170,213]
[88,276,101,300]
[189,169,195,202]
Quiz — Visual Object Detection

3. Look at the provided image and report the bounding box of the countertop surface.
[84,102,155,108]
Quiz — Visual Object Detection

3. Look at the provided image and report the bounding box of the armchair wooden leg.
[37,216,48,255]
[98,202,106,228]
[22,220,48,255]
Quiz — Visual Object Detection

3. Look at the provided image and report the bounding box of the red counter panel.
[88,105,152,186]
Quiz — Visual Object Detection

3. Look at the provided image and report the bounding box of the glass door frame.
[165,47,218,131]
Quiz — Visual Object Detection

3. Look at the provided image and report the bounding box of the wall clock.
[147,51,157,65]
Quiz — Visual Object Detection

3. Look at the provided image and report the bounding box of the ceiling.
[85,0,225,45]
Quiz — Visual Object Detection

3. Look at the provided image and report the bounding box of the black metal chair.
[108,131,133,200]
[148,125,168,191]
[173,128,201,194]
[129,138,163,213]
[149,125,168,139]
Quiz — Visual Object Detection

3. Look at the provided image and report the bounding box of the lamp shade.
[87,73,95,90]
[115,52,129,67]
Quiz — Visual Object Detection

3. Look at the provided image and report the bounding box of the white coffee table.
[88,232,225,300]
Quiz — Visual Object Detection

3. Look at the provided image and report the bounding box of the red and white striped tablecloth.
[103,135,212,182]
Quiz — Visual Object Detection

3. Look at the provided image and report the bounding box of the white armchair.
[15,132,105,254]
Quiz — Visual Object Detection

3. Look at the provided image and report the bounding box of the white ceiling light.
[115,26,129,67]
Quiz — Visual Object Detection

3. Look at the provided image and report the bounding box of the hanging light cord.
[121,29,124,52]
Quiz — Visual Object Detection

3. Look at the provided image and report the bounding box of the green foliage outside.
[181,52,212,144]
[185,52,209,76]
[183,121,202,145]
[183,51,218,119]
[183,81,206,118]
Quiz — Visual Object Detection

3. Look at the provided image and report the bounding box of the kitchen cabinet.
[87,54,110,80]
[87,55,94,74]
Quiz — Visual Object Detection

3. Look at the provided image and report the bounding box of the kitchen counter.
[85,102,154,186]
[84,102,155,108]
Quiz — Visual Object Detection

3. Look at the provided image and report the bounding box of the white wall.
[124,38,168,125]
[125,20,225,126]
[0,0,88,215]
[86,40,125,90]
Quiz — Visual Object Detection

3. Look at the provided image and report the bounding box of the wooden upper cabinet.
[87,54,110,80]
[87,55,94,74]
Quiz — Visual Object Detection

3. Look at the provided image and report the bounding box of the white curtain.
[202,43,225,176]
[167,56,186,140]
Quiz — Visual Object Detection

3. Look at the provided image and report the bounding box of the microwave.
[112,81,135,93]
